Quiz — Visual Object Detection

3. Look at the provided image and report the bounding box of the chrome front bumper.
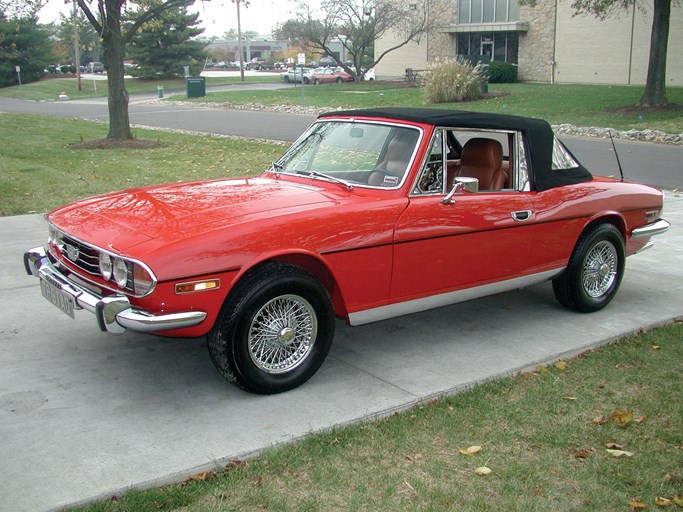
[632,219,671,239]
[24,246,207,334]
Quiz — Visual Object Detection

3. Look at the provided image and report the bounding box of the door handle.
[511,210,533,222]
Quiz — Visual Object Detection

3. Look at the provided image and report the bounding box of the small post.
[157,85,164,98]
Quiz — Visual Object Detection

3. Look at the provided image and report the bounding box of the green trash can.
[186,77,206,98]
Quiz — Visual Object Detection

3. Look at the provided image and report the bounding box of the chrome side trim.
[631,219,671,239]
[24,246,206,334]
[348,268,564,326]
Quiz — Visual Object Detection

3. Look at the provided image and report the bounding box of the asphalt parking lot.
[1,193,681,512]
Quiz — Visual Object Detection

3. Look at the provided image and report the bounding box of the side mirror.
[440,177,479,204]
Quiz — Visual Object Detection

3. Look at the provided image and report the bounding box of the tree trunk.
[639,0,670,107]
[103,0,133,140]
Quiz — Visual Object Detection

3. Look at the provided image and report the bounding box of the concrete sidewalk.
[1,193,681,512]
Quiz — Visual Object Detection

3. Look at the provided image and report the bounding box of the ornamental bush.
[423,59,485,104]
[488,61,518,83]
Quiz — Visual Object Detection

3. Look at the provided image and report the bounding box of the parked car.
[318,56,337,67]
[280,67,313,83]
[245,59,272,70]
[311,67,354,84]
[88,62,104,73]
[24,108,670,394]
[363,68,375,81]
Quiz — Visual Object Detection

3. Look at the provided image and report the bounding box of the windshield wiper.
[268,161,284,175]
[297,170,354,191]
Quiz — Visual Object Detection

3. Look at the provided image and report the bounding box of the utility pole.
[233,0,249,82]
[73,0,82,91]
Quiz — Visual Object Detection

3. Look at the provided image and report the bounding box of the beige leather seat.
[368,132,416,187]
[458,138,508,190]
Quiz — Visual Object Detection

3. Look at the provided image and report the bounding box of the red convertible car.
[24,108,670,394]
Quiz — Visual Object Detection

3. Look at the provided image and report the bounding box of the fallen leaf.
[655,497,672,507]
[628,499,647,510]
[607,449,634,457]
[191,472,210,481]
[535,365,550,374]
[673,496,683,507]
[474,466,492,476]
[554,360,567,370]
[610,409,635,427]
[592,415,607,425]
[652,345,661,350]
[636,415,648,424]
[574,448,594,458]
[606,442,624,449]
[563,396,578,401]
[466,445,482,455]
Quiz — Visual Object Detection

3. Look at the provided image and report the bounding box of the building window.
[458,0,520,24]
[457,32,518,63]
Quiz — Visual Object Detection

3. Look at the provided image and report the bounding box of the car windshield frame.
[271,119,423,190]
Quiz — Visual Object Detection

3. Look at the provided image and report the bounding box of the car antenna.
[608,130,624,182]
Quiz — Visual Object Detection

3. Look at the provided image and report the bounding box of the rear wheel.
[208,262,335,394]
[336,77,343,83]
[314,78,320,85]
[553,223,625,312]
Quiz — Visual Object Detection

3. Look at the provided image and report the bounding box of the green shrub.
[488,61,518,83]
[423,59,485,104]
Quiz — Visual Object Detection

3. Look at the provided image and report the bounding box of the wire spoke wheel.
[582,240,618,298]
[248,294,317,374]
[552,223,625,313]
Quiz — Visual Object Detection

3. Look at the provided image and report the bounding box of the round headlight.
[99,252,112,281]
[113,258,129,288]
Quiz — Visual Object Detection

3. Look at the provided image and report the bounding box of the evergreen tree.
[0,12,53,87]
[127,6,208,79]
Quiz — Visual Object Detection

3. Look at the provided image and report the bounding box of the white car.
[363,68,375,81]
[280,67,314,84]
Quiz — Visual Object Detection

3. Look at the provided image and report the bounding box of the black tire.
[552,223,625,312]
[314,78,320,85]
[283,75,290,83]
[336,77,343,83]
[207,262,335,394]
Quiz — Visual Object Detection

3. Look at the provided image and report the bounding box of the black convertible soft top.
[318,107,592,192]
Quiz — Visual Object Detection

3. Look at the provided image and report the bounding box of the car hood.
[47,177,334,252]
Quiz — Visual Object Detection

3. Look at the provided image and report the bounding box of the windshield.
[274,120,421,188]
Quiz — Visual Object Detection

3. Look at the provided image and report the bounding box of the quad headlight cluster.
[98,251,155,296]
[48,224,155,297]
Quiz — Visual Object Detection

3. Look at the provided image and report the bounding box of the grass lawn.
[0,74,281,101]
[188,82,683,133]
[73,322,683,512]
[0,114,284,216]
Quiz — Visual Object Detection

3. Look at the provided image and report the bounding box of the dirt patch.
[606,103,682,115]
[68,138,167,150]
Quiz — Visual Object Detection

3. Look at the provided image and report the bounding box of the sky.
[37,0,314,38]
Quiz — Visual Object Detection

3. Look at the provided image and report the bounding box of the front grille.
[62,236,100,276]
[51,233,135,295]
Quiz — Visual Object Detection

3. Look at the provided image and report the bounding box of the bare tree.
[275,0,436,80]
[75,0,197,140]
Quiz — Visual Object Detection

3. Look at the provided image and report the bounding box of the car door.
[390,128,538,302]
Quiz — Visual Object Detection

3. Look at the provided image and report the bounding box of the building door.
[482,38,494,59]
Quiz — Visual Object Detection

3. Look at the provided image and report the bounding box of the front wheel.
[552,223,625,312]
[208,262,335,394]
[313,78,320,85]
